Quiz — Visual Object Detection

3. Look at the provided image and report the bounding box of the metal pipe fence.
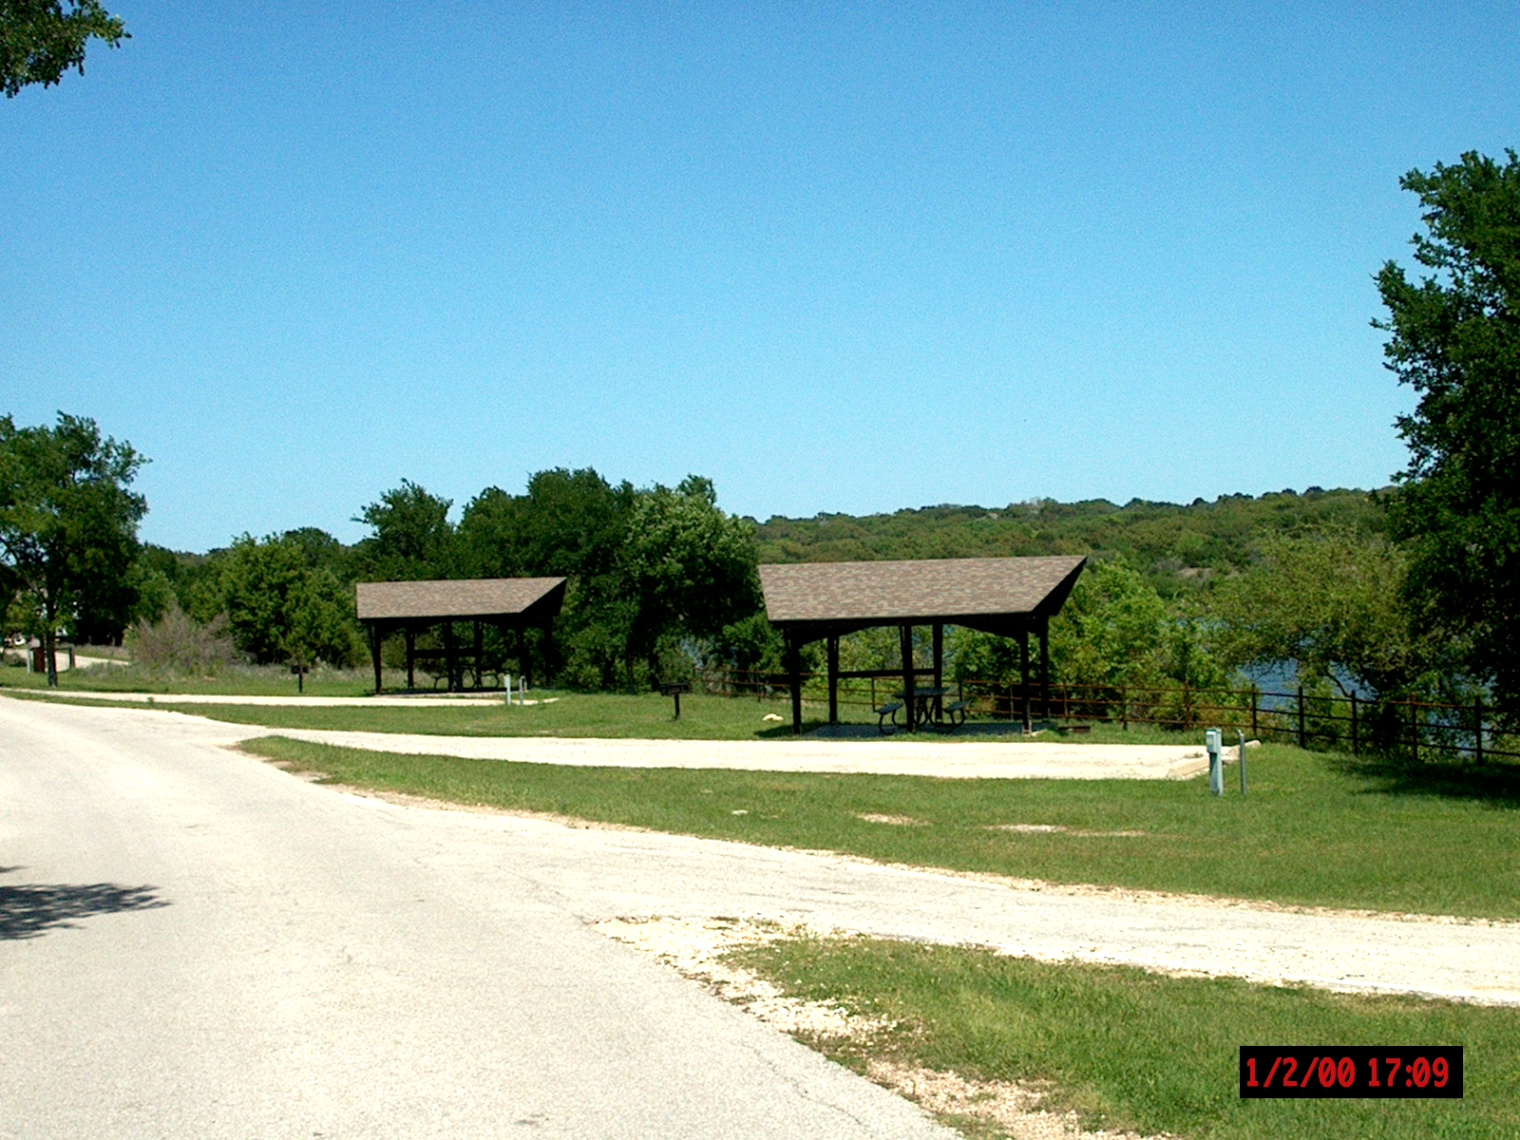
[701,668,1518,762]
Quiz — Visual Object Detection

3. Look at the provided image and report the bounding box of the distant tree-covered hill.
[753,488,1387,598]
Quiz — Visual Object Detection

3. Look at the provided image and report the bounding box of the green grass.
[728,933,1516,1140]
[0,661,377,696]
[241,736,1520,919]
[16,688,823,739]
[22,685,1190,743]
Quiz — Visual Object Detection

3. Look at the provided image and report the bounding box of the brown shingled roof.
[759,556,1086,626]
[356,578,566,622]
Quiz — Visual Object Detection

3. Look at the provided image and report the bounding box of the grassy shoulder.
[16,688,819,739]
[0,661,376,697]
[728,933,1516,1140]
[243,736,1520,919]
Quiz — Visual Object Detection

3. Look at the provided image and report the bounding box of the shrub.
[125,605,238,673]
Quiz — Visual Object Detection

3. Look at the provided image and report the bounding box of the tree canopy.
[1212,529,1428,700]
[1,0,126,97]
[0,412,145,683]
[217,534,358,668]
[353,480,456,582]
[1376,149,1520,717]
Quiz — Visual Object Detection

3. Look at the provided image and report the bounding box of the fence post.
[1297,685,1306,750]
[1250,684,1258,739]
[1121,685,1128,732]
[1474,697,1484,765]
[1183,684,1191,732]
[1350,693,1359,755]
[1409,699,1419,763]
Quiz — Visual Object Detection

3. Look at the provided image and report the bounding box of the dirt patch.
[987,824,1151,838]
[856,813,929,826]
[594,916,1167,1140]
[867,1060,1165,1140]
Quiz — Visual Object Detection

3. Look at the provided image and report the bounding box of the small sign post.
[661,682,691,720]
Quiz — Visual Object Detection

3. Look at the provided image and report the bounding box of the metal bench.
[941,699,971,728]
[874,701,903,734]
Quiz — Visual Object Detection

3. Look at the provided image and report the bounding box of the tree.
[353,480,456,582]
[1212,529,1428,700]
[949,557,1225,692]
[457,469,637,687]
[1375,149,1520,717]
[216,534,359,668]
[618,476,761,687]
[1,0,126,97]
[0,412,145,684]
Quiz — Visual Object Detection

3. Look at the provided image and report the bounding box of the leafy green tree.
[0,413,145,684]
[1046,559,1173,688]
[218,535,359,667]
[458,467,634,581]
[618,476,761,685]
[1213,530,1426,699]
[1375,149,1520,717]
[458,468,637,685]
[709,611,785,674]
[1,0,126,97]
[950,558,1225,694]
[353,480,456,582]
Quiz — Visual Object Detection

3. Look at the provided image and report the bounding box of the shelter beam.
[369,623,384,694]
[786,631,803,735]
[826,635,839,725]
[1020,629,1031,735]
[1039,617,1050,723]
[900,624,916,733]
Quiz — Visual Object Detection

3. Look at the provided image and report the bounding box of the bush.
[125,605,238,673]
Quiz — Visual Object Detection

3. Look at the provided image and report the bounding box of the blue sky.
[2,3,1516,551]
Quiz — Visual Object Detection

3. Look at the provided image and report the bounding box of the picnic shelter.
[759,555,1087,734]
[355,577,567,693]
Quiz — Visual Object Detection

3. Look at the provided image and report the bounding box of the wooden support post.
[1038,618,1050,725]
[369,624,383,694]
[443,622,458,692]
[405,626,415,690]
[1019,629,1031,735]
[1297,684,1306,750]
[786,631,803,736]
[900,624,916,733]
[826,635,839,725]
[473,620,483,689]
[1250,684,1258,739]
[1350,692,1359,755]
[932,622,944,725]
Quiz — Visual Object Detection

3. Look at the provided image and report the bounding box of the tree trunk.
[43,594,59,688]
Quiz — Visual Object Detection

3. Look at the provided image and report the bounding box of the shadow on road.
[1,872,169,940]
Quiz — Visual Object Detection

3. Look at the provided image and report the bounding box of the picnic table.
[893,687,971,731]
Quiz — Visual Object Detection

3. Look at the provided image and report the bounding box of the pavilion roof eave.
[774,614,1066,647]
[355,578,568,625]
[760,556,1087,645]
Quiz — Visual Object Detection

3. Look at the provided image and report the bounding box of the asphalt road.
[7,698,1518,1138]
[0,698,953,1139]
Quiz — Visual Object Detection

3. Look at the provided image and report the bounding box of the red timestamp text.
[1239,1046,1462,1099]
